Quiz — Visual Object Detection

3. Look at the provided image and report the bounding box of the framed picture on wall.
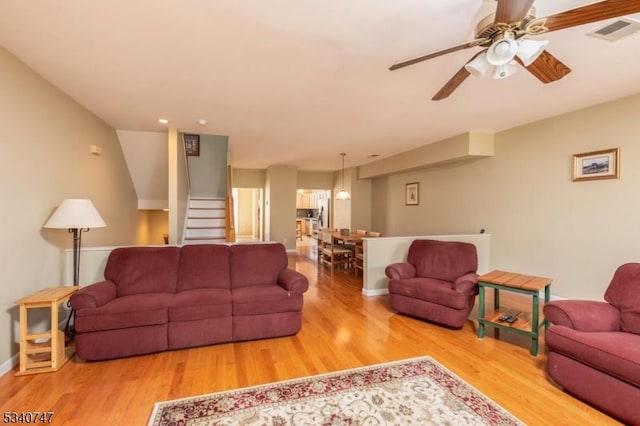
[573,148,619,182]
[184,134,200,156]
[405,182,419,205]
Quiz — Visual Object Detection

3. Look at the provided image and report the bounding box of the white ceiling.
[1,0,639,171]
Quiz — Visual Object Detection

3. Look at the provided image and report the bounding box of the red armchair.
[385,239,478,329]
[544,263,640,425]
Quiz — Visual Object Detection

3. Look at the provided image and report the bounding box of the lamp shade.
[44,199,106,229]
[516,39,549,66]
[491,61,518,79]
[464,53,490,77]
[486,37,518,66]
[335,190,351,200]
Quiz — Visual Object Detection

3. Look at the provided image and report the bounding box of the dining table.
[330,231,364,245]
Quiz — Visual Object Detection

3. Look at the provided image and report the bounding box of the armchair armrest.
[544,300,620,332]
[70,280,117,310]
[278,269,309,293]
[385,263,416,280]
[453,272,479,295]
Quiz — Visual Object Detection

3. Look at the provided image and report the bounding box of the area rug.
[148,356,523,425]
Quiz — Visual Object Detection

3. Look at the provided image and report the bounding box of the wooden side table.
[476,270,552,356]
[15,287,78,376]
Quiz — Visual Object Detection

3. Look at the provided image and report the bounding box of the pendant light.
[335,153,351,200]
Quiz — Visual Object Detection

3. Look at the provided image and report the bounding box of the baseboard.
[362,287,389,297]
[0,353,18,377]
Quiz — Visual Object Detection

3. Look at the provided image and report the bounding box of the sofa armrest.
[543,300,620,332]
[278,269,309,293]
[385,263,416,280]
[453,272,479,295]
[70,280,117,310]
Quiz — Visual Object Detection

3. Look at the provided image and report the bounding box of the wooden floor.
[0,244,620,425]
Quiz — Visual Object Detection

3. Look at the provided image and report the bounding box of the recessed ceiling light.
[158,118,169,124]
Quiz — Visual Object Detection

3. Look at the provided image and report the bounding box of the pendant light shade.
[335,153,351,200]
[516,39,549,66]
[486,36,518,66]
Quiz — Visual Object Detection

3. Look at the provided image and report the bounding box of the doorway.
[233,188,263,242]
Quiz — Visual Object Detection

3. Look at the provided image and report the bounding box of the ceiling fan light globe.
[464,53,490,78]
[486,38,518,66]
[491,62,517,80]
[516,39,549,66]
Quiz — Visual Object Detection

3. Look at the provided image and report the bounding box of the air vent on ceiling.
[587,17,640,41]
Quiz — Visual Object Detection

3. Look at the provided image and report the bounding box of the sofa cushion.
[169,288,232,322]
[545,325,640,388]
[604,263,640,335]
[105,246,180,297]
[232,286,303,316]
[407,240,477,282]
[74,293,173,333]
[177,244,231,292]
[388,277,470,310]
[229,243,288,288]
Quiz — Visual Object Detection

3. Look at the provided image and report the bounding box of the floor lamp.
[44,199,106,337]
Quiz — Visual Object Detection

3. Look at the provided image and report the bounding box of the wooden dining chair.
[354,231,380,277]
[320,231,352,270]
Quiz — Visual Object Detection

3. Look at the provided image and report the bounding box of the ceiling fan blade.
[519,50,572,84]
[494,0,535,24]
[389,41,480,71]
[543,0,640,33]
[432,51,486,101]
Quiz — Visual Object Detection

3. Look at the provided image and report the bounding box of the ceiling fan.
[389,0,640,101]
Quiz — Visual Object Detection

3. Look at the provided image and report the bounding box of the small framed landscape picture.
[573,148,619,182]
[405,182,419,206]
[184,134,200,156]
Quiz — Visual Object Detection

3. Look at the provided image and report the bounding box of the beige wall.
[372,93,640,300]
[136,210,169,245]
[236,188,255,236]
[232,168,266,188]
[265,166,297,249]
[297,170,333,189]
[0,48,139,368]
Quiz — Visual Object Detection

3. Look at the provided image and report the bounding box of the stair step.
[188,209,226,219]
[185,228,226,238]
[187,218,225,228]
[189,199,225,209]
[183,237,227,244]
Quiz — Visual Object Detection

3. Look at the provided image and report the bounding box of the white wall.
[0,48,139,369]
[371,94,640,300]
[117,130,168,209]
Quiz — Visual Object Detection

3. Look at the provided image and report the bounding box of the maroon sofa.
[70,243,309,361]
[543,263,640,425]
[385,239,478,329]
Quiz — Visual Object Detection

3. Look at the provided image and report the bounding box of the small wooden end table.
[476,270,552,356]
[15,287,78,376]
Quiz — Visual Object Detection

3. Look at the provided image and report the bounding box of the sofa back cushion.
[407,239,478,282]
[604,262,640,335]
[105,246,181,297]
[229,243,288,288]
[177,244,231,292]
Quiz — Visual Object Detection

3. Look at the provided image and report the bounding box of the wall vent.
[587,17,640,41]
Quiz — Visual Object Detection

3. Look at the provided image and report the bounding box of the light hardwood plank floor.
[0,246,620,425]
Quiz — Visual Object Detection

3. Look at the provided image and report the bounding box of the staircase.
[183,197,227,244]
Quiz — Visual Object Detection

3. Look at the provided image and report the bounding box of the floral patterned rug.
[148,356,523,425]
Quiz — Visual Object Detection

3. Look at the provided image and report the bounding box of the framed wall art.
[405,182,419,205]
[184,134,200,156]
[573,148,619,182]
